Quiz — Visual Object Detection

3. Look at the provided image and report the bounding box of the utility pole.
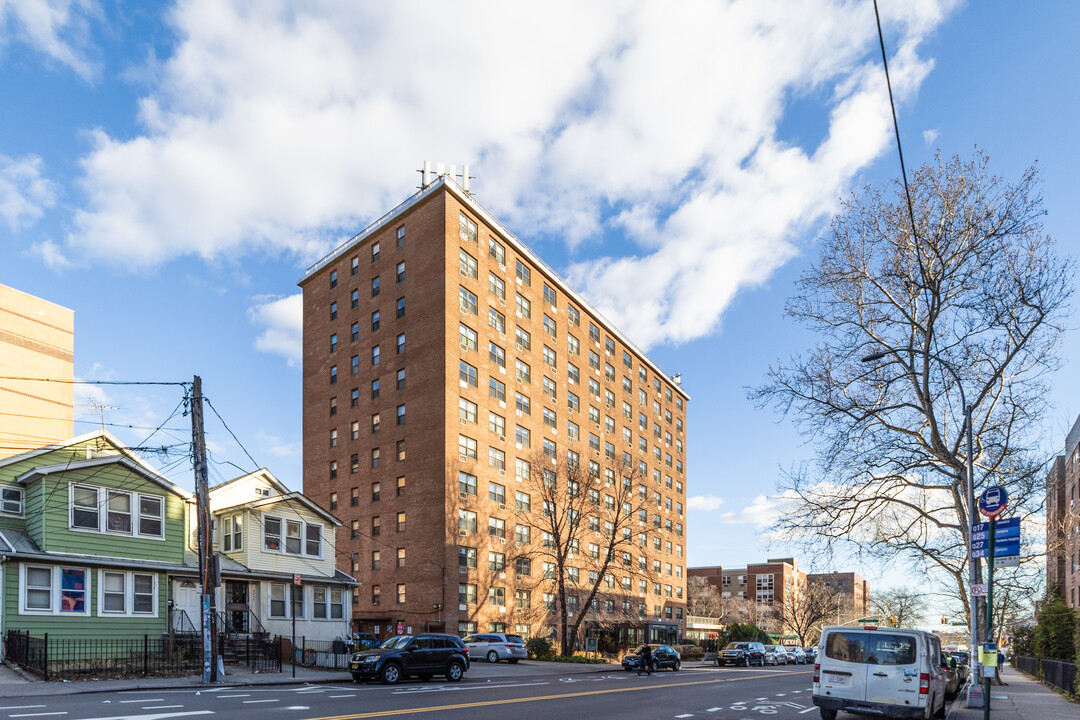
[192,376,218,682]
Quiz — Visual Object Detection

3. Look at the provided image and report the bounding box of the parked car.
[462,633,527,663]
[784,646,808,664]
[621,644,682,672]
[717,641,766,667]
[948,652,970,684]
[941,654,961,700]
[803,646,818,663]
[813,625,947,720]
[764,645,789,665]
[350,634,470,684]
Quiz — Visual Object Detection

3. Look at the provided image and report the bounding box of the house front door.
[225,581,250,634]
[173,581,201,633]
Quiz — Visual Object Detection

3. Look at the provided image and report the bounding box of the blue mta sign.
[978,486,1008,519]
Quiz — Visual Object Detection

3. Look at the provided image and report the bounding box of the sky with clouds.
[2,0,1079,600]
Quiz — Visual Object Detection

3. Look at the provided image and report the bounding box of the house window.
[264,517,281,551]
[70,485,163,539]
[71,485,98,529]
[306,524,322,556]
[269,583,287,618]
[99,571,157,616]
[21,565,90,615]
[221,514,242,552]
[2,487,25,515]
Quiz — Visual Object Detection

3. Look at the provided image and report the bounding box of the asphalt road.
[0,663,817,720]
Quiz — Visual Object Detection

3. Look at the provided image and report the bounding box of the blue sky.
[2,1,1078,600]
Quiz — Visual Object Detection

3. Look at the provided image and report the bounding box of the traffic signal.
[941,617,947,624]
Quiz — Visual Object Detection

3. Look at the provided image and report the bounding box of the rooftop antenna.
[78,401,120,432]
[419,161,473,194]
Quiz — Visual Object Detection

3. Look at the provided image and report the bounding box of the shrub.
[526,637,553,660]
[723,622,770,645]
[1010,624,1035,658]
[1032,592,1077,661]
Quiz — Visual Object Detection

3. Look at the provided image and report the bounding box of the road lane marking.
[705,708,722,712]
[0,707,46,711]
[86,713,213,720]
[121,699,164,703]
[142,707,185,710]
[215,695,249,698]
[328,695,356,699]
[675,714,694,718]
[10,714,66,718]
[799,707,818,714]
[392,682,548,695]
[305,671,795,719]
[243,699,280,704]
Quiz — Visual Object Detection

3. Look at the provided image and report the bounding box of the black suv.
[717,641,766,667]
[350,634,470,684]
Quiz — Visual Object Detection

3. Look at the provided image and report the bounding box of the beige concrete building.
[300,171,689,646]
[0,284,74,459]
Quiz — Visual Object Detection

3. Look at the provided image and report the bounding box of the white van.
[812,625,947,720]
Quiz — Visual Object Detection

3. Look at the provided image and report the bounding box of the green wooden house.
[0,430,190,647]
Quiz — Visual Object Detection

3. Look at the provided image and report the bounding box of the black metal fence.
[1014,655,1077,697]
[5,631,203,681]
[289,636,351,670]
[220,634,282,673]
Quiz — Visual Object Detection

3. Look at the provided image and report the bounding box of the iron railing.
[221,634,281,673]
[5,631,202,681]
[1014,655,1077,697]
[289,636,352,670]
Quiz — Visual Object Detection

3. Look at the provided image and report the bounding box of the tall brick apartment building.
[1047,414,1080,608]
[300,171,689,645]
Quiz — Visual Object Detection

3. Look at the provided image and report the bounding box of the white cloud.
[256,430,301,459]
[923,128,940,146]
[248,293,302,366]
[61,0,956,347]
[688,495,726,511]
[720,491,800,527]
[25,239,73,271]
[0,154,56,231]
[0,0,100,80]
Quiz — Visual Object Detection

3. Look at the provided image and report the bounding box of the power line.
[0,377,187,386]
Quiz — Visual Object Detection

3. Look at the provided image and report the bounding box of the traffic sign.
[996,555,1020,568]
[971,584,988,597]
[978,486,1008,519]
[971,538,1020,559]
[972,517,1020,541]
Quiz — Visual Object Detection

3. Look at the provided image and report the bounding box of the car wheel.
[380,663,401,685]
[487,650,500,663]
[743,656,750,668]
[819,710,838,720]
[673,660,681,672]
[446,661,464,682]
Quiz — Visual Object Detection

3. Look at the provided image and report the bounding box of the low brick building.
[1047,414,1080,608]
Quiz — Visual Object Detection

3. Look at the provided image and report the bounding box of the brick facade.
[1047,414,1080,608]
[301,176,689,643]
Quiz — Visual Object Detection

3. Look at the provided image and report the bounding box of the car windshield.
[379,635,413,649]
[724,643,748,650]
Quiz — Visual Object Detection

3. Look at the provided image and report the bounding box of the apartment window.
[459,286,478,314]
[514,490,531,512]
[489,411,505,436]
[489,273,506,301]
[489,377,506,401]
[351,520,359,539]
[329,397,337,417]
[588,350,600,370]
[568,335,579,356]
[489,341,506,368]
[459,435,477,460]
[329,492,338,511]
[460,361,478,387]
[396,261,405,283]
[488,446,505,469]
[396,440,405,461]
[396,368,405,390]
[371,448,380,468]
[371,413,381,434]
[396,512,406,533]
[489,517,506,538]
[351,256,359,276]
[489,307,505,333]
[396,297,405,318]
[459,397,478,424]
[329,366,337,384]
[515,457,530,481]
[459,546,477,571]
[371,276,380,297]
[371,482,380,501]
[543,439,557,458]
[543,283,556,306]
[515,294,531,319]
[459,471,477,496]
[330,301,338,321]
[396,404,405,425]
[515,392,531,415]
[352,487,360,506]
[396,547,405,568]
[330,334,338,353]
[489,587,506,607]
[371,585,381,606]
[489,482,506,504]
[514,260,531,286]
[515,526,531,545]
[568,393,580,413]
[459,509,477,533]
[515,326,531,351]
[371,379,380,399]
[396,225,405,247]
[489,238,505,266]
[459,212,477,242]
[396,584,406,604]
[543,407,557,429]
[396,476,405,495]
[351,388,359,407]
[543,315,556,337]
[515,425,531,448]
[568,363,579,385]
[330,270,337,288]
[371,346,380,366]
[515,359,531,384]
[459,583,477,605]
[351,289,359,309]
[329,429,338,447]
[395,333,405,355]
[371,242,380,262]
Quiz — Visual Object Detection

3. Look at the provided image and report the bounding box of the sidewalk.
[0,657,622,698]
[948,665,1078,720]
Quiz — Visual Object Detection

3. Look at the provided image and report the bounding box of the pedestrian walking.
[637,644,654,676]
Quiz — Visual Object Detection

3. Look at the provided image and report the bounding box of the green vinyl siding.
[0,481,28,531]
[33,468,186,563]
[3,564,169,640]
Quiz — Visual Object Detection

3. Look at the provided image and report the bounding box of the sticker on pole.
[970,583,988,597]
[978,486,1008,519]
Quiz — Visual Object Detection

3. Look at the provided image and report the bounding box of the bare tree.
[871,586,928,628]
[771,581,844,646]
[523,448,658,655]
[752,150,1073,627]
[688,576,725,618]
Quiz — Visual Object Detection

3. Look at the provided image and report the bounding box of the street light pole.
[861,348,981,703]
